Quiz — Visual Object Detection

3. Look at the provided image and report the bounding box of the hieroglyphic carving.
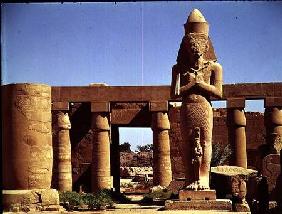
[112,102,147,109]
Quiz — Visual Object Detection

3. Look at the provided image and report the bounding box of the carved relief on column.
[150,101,172,187]
[227,98,247,168]
[2,83,52,189]
[264,97,282,154]
[91,102,111,192]
[52,103,72,191]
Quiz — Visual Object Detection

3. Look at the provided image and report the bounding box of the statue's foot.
[197,179,209,190]
[185,181,199,190]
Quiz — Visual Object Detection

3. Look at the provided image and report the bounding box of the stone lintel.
[52,102,69,111]
[179,189,216,201]
[91,102,110,112]
[165,199,232,211]
[149,101,168,112]
[227,98,245,109]
[51,83,282,102]
[264,97,282,108]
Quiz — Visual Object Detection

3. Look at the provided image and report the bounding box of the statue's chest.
[181,66,212,85]
[202,68,212,84]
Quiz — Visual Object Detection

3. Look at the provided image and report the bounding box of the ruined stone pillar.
[91,102,111,192]
[52,102,72,191]
[2,83,53,189]
[227,98,247,168]
[264,97,282,150]
[150,101,172,187]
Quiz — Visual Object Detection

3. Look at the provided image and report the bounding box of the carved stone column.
[52,102,72,191]
[2,83,59,210]
[2,83,53,189]
[150,101,172,187]
[264,97,282,152]
[227,98,247,168]
[91,102,111,192]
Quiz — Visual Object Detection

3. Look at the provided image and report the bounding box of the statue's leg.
[180,105,195,187]
[199,105,213,190]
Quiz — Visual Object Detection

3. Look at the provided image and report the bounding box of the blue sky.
[2,2,282,150]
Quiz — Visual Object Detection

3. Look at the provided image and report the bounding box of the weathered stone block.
[91,101,110,112]
[179,189,216,201]
[234,202,250,212]
[264,97,282,108]
[165,199,232,211]
[39,189,60,206]
[2,189,59,211]
[211,166,257,200]
[167,179,186,195]
[227,98,245,109]
[149,101,168,112]
[52,101,69,110]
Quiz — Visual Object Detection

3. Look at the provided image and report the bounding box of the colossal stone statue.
[171,9,223,190]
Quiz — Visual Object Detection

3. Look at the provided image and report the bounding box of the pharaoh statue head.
[177,9,215,65]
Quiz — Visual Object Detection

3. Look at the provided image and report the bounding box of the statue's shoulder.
[206,61,222,73]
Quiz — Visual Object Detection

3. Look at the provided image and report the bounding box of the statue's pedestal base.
[3,189,61,212]
[179,189,216,200]
[165,189,232,211]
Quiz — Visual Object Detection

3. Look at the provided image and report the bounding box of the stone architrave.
[261,154,281,197]
[91,111,111,192]
[151,112,172,187]
[52,111,72,191]
[170,9,223,190]
[2,83,53,189]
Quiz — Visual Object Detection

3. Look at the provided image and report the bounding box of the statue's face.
[184,33,209,61]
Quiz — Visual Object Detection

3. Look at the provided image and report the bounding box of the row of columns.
[89,101,173,192]
[227,98,282,168]
[53,97,282,193]
[52,101,173,193]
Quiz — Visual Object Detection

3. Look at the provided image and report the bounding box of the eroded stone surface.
[211,166,257,177]
[262,154,281,198]
[211,166,257,200]
[152,112,172,187]
[91,112,111,192]
[52,111,72,191]
[2,83,52,190]
[2,189,59,211]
